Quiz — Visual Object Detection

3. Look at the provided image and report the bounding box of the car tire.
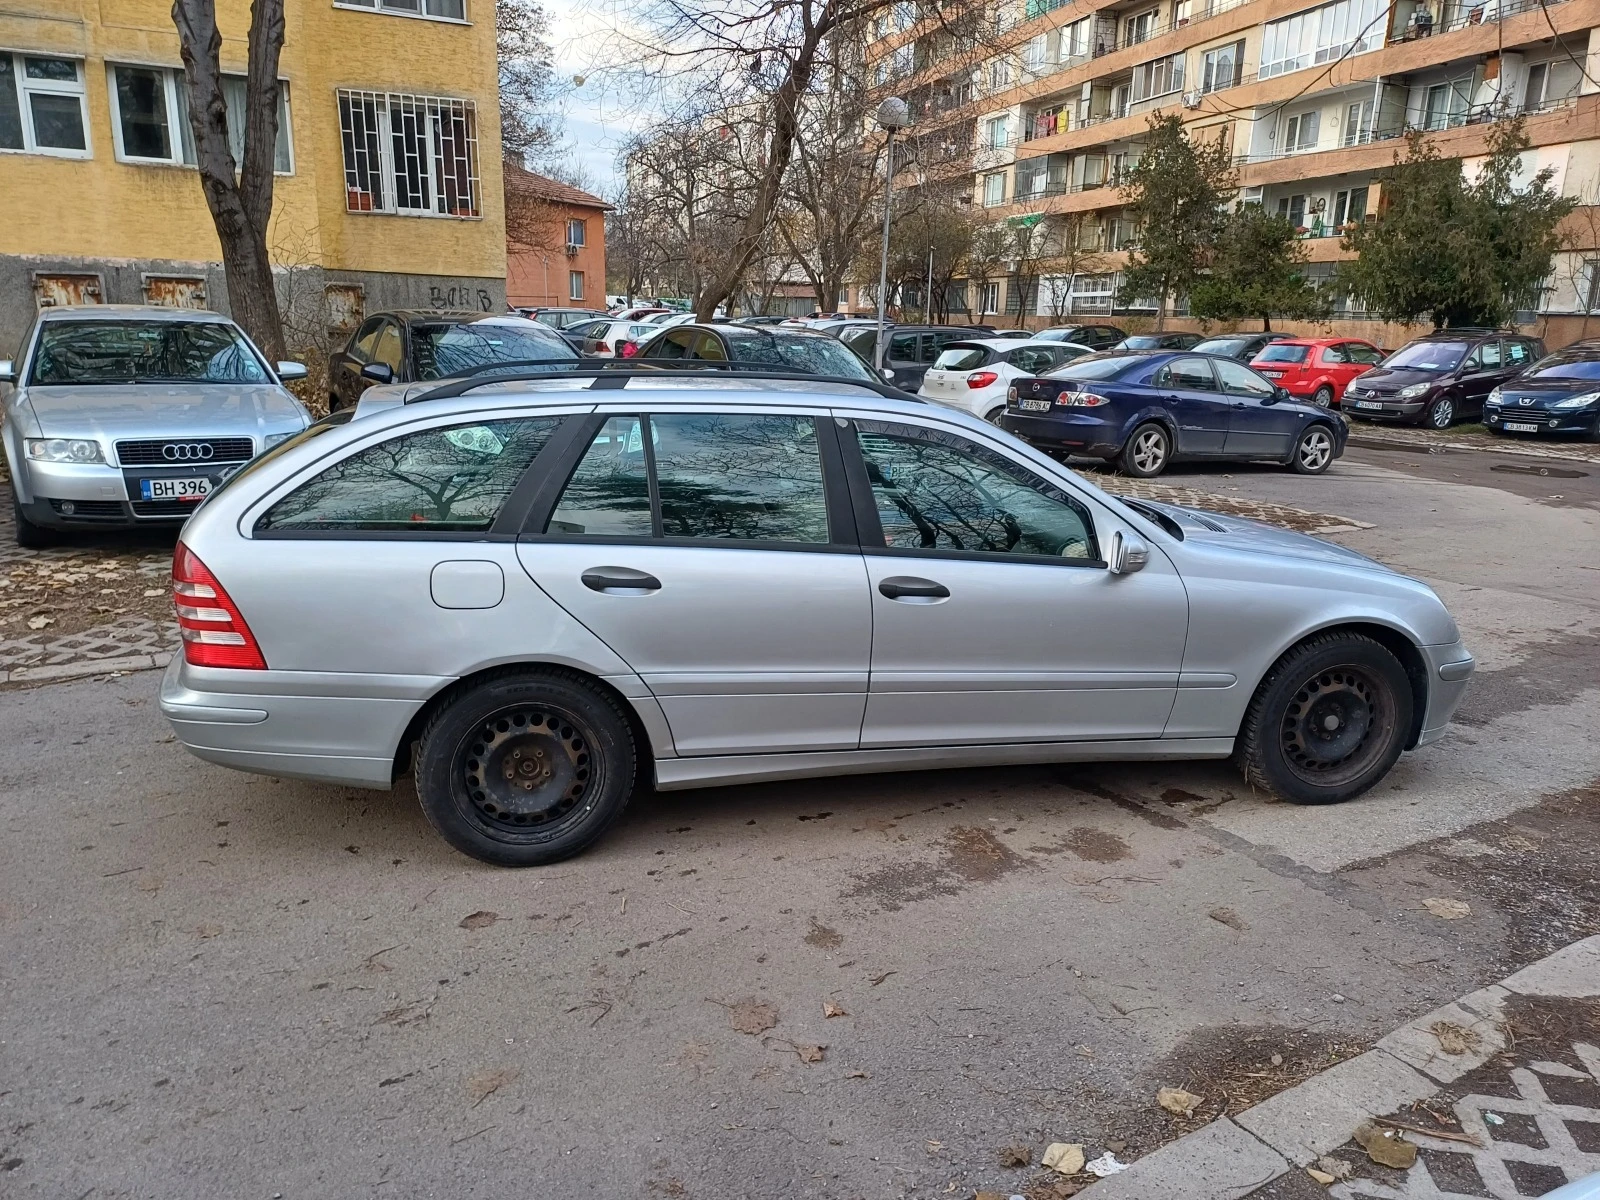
[1290,424,1336,474]
[12,493,56,549]
[1311,385,1334,409]
[983,405,1006,425]
[414,668,637,867]
[1235,632,1412,806]
[1119,422,1171,478]
[1423,394,1455,429]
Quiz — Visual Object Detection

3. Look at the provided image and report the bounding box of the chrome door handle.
[879,576,950,602]
[581,566,661,594]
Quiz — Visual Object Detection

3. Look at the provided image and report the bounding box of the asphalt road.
[1,442,1596,1199]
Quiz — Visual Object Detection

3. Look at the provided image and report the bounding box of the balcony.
[1391,0,1573,40]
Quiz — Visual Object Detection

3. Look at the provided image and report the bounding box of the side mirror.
[1107,529,1149,575]
[1269,386,1289,404]
[880,367,896,382]
[276,361,309,382]
[359,362,395,385]
[0,359,13,384]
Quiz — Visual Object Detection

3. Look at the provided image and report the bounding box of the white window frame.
[1124,8,1159,46]
[569,270,584,302]
[983,114,1010,149]
[337,88,481,219]
[979,280,1000,314]
[332,0,470,24]
[1132,52,1185,103]
[1283,108,1320,151]
[1259,0,1385,80]
[1201,41,1243,93]
[0,50,90,159]
[981,171,1007,207]
[566,217,586,247]
[107,63,189,166]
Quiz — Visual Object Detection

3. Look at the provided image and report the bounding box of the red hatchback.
[1249,337,1386,408]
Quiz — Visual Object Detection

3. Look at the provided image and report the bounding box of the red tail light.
[172,543,266,669]
[967,371,1000,389]
[598,340,612,353]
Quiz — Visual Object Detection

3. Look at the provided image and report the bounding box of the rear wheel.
[983,405,1006,425]
[12,494,56,549]
[415,669,637,867]
[1291,424,1336,474]
[1311,385,1334,409]
[1119,422,1171,478]
[1423,394,1455,429]
[1235,633,1412,805]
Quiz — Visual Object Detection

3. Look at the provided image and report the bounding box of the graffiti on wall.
[427,283,494,312]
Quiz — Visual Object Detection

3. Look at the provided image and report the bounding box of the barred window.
[337,89,479,218]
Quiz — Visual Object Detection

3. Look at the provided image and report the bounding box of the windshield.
[30,320,270,386]
[933,346,991,370]
[1525,353,1600,380]
[1385,340,1469,371]
[1255,344,1310,364]
[722,332,875,380]
[411,322,575,380]
[1046,352,1144,381]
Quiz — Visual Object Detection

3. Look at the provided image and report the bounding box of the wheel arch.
[391,660,665,787]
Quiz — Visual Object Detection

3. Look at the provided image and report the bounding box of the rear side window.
[1320,343,1350,364]
[257,416,560,533]
[1346,343,1384,365]
[1256,344,1310,364]
[888,332,926,362]
[1006,346,1058,373]
[935,346,990,370]
[1503,339,1536,367]
[1157,357,1218,391]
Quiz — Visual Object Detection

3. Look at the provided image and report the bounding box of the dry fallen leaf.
[1306,1167,1336,1184]
[1315,1156,1353,1181]
[1157,1085,1204,1117]
[796,1043,826,1063]
[26,615,52,630]
[195,922,222,939]
[845,1069,868,1079]
[458,910,499,930]
[1430,1020,1482,1056]
[1422,897,1471,920]
[725,998,779,1035]
[1354,1121,1418,1169]
[997,1144,1032,1168]
[1042,1143,1085,1175]
[823,1002,848,1019]
[466,1068,518,1107]
[1209,907,1248,931]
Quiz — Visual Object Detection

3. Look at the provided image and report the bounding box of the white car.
[919,338,1093,422]
[565,318,661,358]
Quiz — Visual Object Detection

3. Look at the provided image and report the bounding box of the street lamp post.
[873,97,910,375]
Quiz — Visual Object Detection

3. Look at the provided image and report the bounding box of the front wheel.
[1119,422,1171,478]
[415,669,637,867]
[1291,424,1336,474]
[1423,394,1455,429]
[1235,633,1412,805]
[12,493,56,549]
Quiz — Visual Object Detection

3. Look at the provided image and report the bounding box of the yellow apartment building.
[0,0,506,356]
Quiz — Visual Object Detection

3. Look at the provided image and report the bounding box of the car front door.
[1455,340,1503,416]
[843,417,1188,747]
[517,409,872,756]
[1217,359,1300,457]
[1154,356,1229,453]
[887,331,933,388]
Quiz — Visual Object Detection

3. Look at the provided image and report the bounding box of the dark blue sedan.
[999,350,1348,478]
[1483,340,1600,441]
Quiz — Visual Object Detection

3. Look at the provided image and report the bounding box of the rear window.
[1046,352,1144,381]
[1525,353,1600,380]
[934,346,991,370]
[1118,336,1165,349]
[1255,344,1309,364]
[410,322,575,380]
[722,332,874,380]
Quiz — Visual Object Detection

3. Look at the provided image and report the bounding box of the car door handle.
[581,567,661,594]
[878,576,950,602]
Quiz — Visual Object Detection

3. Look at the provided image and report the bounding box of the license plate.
[1019,397,1052,412]
[1504,421,1539,433]
[1260,370,1284,379]
[1350,400,1384,410]
[140,476,212,501]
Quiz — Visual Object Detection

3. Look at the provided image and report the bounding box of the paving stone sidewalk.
[1347,425,1600,465]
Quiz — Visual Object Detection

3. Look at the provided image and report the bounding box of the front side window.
[1320,343,1349,363]
[258,416,558,532]
[338,89,479,217]
[855,422,1097,560]
[0,53,88,156]
[1006,346,1058,373]
[1214,359,1276,399]
[547,416,653,536]
[30,319,268,385]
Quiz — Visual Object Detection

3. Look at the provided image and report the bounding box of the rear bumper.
[1415,640,1475,747]
[159,656,440,789]
[1483,409,1598,435]
[999,411,1122,456]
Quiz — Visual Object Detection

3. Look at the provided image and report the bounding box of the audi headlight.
[1553,391,1600,409]
[26,438,104,463]
[263,431,295,449]
[1396,383,1430,399]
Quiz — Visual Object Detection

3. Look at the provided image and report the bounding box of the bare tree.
[1040,215,1111,321]
[498,0,558,168]
[172,0,287,360]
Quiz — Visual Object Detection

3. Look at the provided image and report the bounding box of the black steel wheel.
[1235,632,1412,805]
[416,669,636,866]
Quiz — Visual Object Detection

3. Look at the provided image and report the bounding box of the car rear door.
[839,416,1187,746]
[1154,356,1229,453]
[1218,359,1300,457]
[516,408,872,756]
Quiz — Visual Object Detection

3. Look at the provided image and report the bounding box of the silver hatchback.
[1,305,310,546]
[160,370,1474,867]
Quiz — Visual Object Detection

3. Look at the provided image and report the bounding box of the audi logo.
[162,443,215,461]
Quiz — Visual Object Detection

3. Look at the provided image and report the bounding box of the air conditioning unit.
[565,243,581,256]
[1183,90,1202,109]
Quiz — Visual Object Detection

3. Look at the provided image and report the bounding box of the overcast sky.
[543,0,649,193]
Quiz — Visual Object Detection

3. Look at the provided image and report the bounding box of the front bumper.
[17,457,242,527]
[1341,395,1428,421]
[1483,408,1599,435]
[999,410,1123,456]
[1415,640,1475,747]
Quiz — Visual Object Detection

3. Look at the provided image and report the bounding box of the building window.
[569,271,584,301]
[1583,260,1600,312]
[1332,185,1368,228]
[1282,109,1320,152]
[987,58,1011,91]
[983,115,1010,149]
[335,0,467,20]
[1022,34,1047,75]
[981,171,1007,206]
[108,66,293,172]
[1201,41,1243,93]
[979,281,1000,314]
[1422,78,1472,130]
[566,217,586,247]
[1276,193,1309,229]
[1131,53,1185,103]
[1124,8,1158,46]
[0,53,88,157]
[1259,0,1385,80]
[338,89,480,217]
[1341,98,1373,145]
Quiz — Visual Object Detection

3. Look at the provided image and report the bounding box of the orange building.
[504,162,612,309]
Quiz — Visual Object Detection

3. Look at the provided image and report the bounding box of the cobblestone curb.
[1348,428,1600,466]
[1080,937,1600,1199]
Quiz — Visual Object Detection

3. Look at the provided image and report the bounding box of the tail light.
[598,340,612,353]
[966,371,999,389]
[1058,391,1111,407]
[172,543,266,669]
[620,340,639,359]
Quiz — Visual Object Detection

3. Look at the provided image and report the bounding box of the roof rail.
[405,360,915,404]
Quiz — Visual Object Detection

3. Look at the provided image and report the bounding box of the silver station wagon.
[160,368,1475,867]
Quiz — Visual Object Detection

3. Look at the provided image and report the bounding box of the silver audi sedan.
[159,370,1474,867]
[1,305,310,546]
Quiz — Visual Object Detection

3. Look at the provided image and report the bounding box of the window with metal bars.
[337,89,479,217]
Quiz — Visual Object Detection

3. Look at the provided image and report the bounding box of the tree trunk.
[174,0,288,361]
